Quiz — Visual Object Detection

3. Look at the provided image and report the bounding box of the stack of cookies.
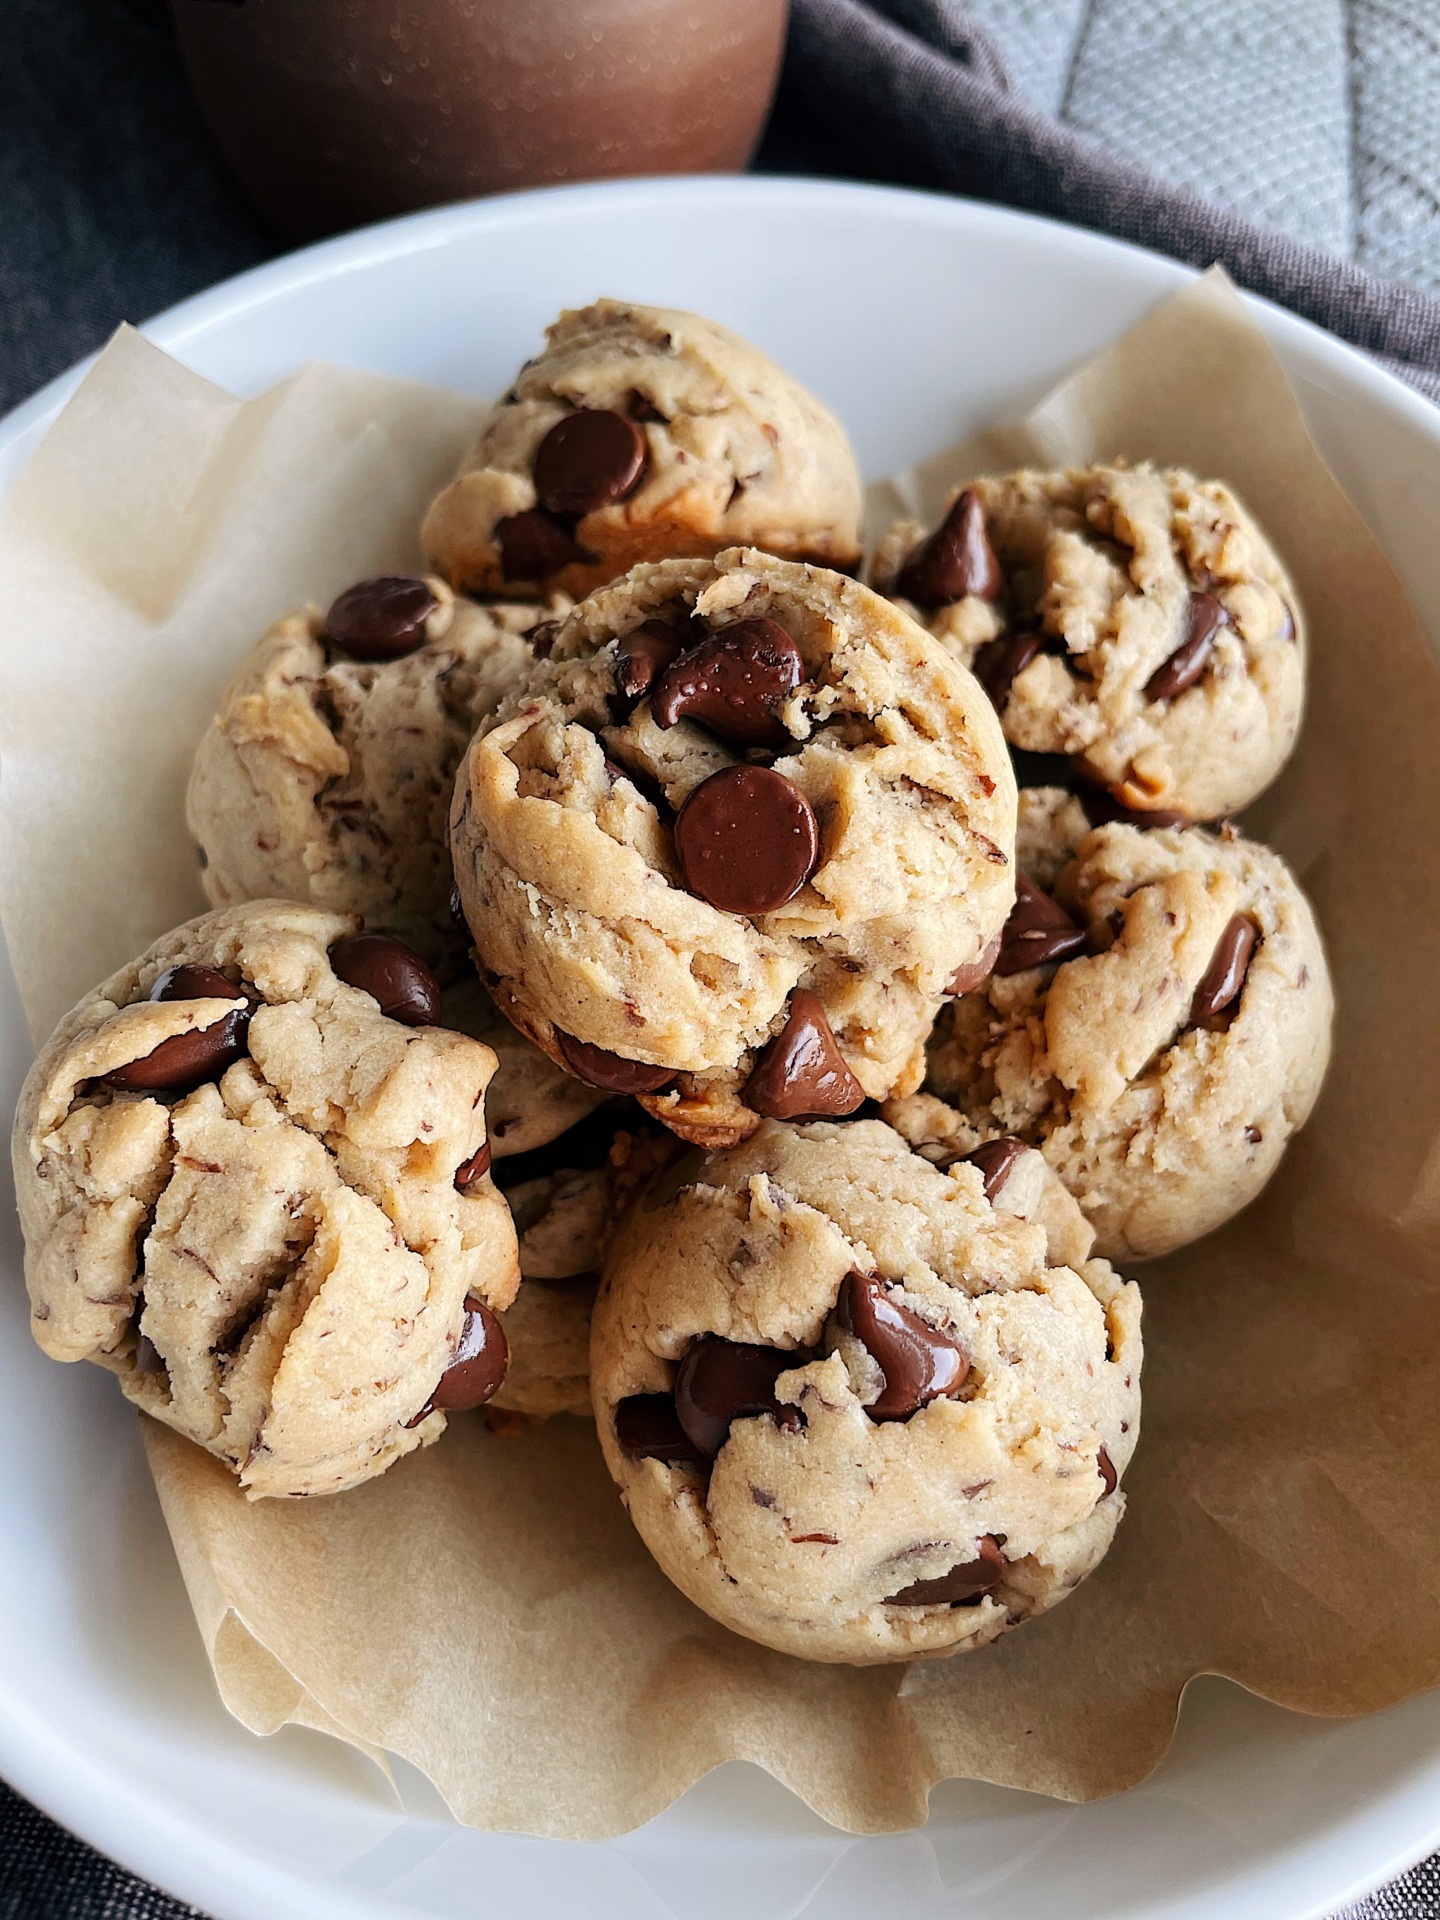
[11,301,1331,1667]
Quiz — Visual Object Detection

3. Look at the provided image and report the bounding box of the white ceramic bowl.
[3,177,1439,1920]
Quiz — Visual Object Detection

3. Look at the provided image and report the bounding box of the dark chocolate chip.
[959,1136,1026,1203]
[330,933,441,1026]
[1191,914,1258,1031]
[674,765,818,915]
[533,409,646,518]
[650,616,804,749]
[527,619,561,659]
[973,630,1045,709]
[615,1393,707,1465]
[103,967,251,1094]
[1080,787,1192,831]
[554,1030,677,1094]
[743,990,864,1120]
[674,1336,805,1458]
[496,507,591,583]
[1098,1446,1118,1497]
[323,575,437,662]
[455,1141,492,1193]
[945,931,1002,996]
[994,875,1087,975]
[896,489,1003,607]
[409,1295,508,1424]
[152,964,240,1003]
[837,1270,969,1420]
[614,619,687,708]
[1145,591,1228,702]
[887,1535,1007,1606]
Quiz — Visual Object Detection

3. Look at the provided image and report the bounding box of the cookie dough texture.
[874,464,1304,820]
[450,548,1017,1147]
[421,301,864,599]
[914,820,1332,1260]
[187,579,553,971]
[12,901,519,1498]
[593,1119,1140,1664]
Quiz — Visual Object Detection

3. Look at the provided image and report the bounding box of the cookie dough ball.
[421,300,863,601]
[11,902,520,1498]
[450,547,1017,1149]
[187,574,558,972]
[915,820,1332,1260]
[872,465,1304,821]
[592,1119,1141,1664]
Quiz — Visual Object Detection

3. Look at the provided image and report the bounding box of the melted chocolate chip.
[945,931,1002,996]
[554,1030,677,1094]
[1098,1446,1118,1497]
[454,1141,492,1193]
[896,489,1003,607]
[886,1535,1007,1606]
[837,1270,969,1419]
[650,616,804,749]
[743,990,864,1120]
[1145,591,1228,702]
[409,1296,508,1423]
[994,875,1087,975]
[614,618,687,708]
[330,933,441,1027]
[959,1136,1026,1203]
[674,1337,805,1458]
[103,966,251,1094]
[674,766,818,915]
[533,409,646,518]
[1191,914,1257,1030]
[973,630,1045,709]
[323,575,437,662]
[614,1393,707,1465]
[496,507,591,583]
[152,964,240,1003]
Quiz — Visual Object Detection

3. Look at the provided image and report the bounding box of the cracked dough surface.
[873,464,1304,820]
[11,900,519,1498]
[421,300,863,599]
[450,548,1017,1147]
[592,1118,1141,1664]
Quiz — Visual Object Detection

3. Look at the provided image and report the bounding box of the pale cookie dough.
[187,575,558,972]
[421,300,863,600]
[873,464,1304,820]
[592,1118,1141,1665]
[450,547,1017,1149]
[913,820,1332,1260]
[11,901,519,1498]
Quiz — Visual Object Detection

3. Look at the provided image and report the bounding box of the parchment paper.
[5,274,1440,1837]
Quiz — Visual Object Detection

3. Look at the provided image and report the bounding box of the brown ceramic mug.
[171,0,790,241]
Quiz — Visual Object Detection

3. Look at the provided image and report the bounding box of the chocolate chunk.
[886,1535,1007,1606]
[1145,591,1228,702]
[650,616,804,748]
[674,1336,804,1458]
[533,409,646,518]
[1098,1446,1118,1496]
[945,931,1002,996]
[674,766,818,915]
[959,1136,1026,1203]
[994,875,1087,975]
[1191,914,1257,1030]
[614,618,686,708]
[329,933,441,1026]
[454,1141,492,1193]
[496,507,591,583]
[409,1296,508,1424]
[615,1393,707,1465]
[896,489,1003,607]
[103,966,251,1094]
[1080,787,1191,831]
[554,1030,677,1094]
[743,990,864,1120]
[323,575,437,662]
[973,630,1045,709]
[837,1270,969,1419]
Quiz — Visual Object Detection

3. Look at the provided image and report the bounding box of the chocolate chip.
[743,990,864,1120]
[1145,591,1228,702]
[674,766,818,915]
[1080,787,1192,831]
[674,1336,805,1458]
[1098,1446,1118,1496]
[837,1270,969,1419]
[329,933,441,1026]
[945,931,1002,996]
[323,575,437,662]
[896,489,1003,607]
[887,1535,1007,1606]
[1191,914,1257,1031]
[994,875,1088,975]
[496,507,591,583]
[103,966,251,1094]
[614,1393,707,1465]
[973,630,1045,709]
[959,1136,1026,1203]
[527,619,560,659]
[650,616,804,748]
[454,1141,491,1193]
[554,1030,677,1094]
[409,1296,508,1424]
[614,618,687,708]
[533,409,646,518]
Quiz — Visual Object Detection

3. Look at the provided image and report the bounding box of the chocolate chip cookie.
[592,1118,1141,1664]
[872,464,1303,821]
[420,301,863,600]
[449,547,1018,1148]
[12,901,520,1498]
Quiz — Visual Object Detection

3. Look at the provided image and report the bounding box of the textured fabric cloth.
[3,2,1440,1916]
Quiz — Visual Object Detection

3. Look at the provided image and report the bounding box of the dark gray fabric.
[0,1783,200,1919]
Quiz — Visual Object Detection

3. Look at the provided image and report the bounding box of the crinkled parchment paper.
[4,275,1440,1838]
